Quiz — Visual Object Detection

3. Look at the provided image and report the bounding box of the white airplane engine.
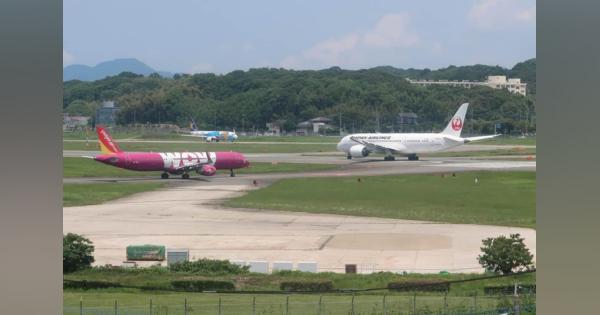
[349,144,370,157]
[198,164,217,176]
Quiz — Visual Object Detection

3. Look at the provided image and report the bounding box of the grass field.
[64,291,522,315]
[63,183,165,207]
[63,141,337,153]
[225,171,536,228]
[63,157,339,178]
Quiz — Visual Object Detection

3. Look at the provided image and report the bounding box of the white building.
[407,75,527,96]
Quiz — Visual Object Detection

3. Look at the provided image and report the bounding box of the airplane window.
[109,157,119,163]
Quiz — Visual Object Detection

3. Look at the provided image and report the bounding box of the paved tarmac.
[63,147,536,273]
[63,181,536,273]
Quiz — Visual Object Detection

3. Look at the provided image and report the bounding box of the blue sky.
[63,0,536,74]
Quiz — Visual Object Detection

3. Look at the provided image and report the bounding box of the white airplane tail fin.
[441,103,469,137]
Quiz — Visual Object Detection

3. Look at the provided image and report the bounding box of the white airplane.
[336,103,499,161]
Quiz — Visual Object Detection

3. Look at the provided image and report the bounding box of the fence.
[64,292,536,315]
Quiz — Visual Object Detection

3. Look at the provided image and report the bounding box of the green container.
[126,245,166,261]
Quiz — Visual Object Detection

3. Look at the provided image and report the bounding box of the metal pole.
[184,298,187,315]
[473,293,477,312]
[149,299,152,315]
[79,297,82,315]
[444,291,448,315]
[383,295,387,315]
[412,293,416,315]
[318,295,323,315]
[252,296,256,315]
[114,300,118,315]
[285,295,289,315]
[351,294,355,315]
[218,297,222,315]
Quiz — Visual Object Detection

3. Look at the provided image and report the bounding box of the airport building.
[407,75,527,96]
[296,117,333,135]
[63,114,90,130]
[95,101,119,126]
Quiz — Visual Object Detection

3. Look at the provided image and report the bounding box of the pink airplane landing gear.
[230,169,235,177]
[161,172,169,179]
[182,173,190,179]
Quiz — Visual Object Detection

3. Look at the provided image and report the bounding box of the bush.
[387,280,449,292]
[63,233,95,273]
[280,280,334,292]
[171,280,235,292]
[63,280,121,290]
[169,259,249,275]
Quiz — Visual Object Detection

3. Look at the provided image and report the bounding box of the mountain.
[63,58,173,81]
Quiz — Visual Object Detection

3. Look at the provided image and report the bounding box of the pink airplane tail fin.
[96,126,123,154]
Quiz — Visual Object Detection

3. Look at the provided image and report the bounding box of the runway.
[63,148,535,273]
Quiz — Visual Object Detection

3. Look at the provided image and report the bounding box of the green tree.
[63,233,95,273]
[478,234,534,274]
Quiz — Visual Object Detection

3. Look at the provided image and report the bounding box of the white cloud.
[63,49,74,65]
[188,63,214,74]
[468,0,536,30]
[280,13,421,69]
[363,13,418,48]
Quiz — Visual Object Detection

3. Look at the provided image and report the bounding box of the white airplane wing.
[464,134,501,143]
[350,136,408,153]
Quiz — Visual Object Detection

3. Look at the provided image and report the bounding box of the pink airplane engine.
[92,126,249,179]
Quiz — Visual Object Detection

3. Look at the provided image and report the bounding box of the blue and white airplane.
[187,118,238,142]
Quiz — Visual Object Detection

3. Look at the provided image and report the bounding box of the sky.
[63,0,536,74]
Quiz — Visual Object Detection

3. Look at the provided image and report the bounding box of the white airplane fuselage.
[337,133,464,156]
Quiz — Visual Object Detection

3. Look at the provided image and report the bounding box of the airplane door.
[208,152,217,164]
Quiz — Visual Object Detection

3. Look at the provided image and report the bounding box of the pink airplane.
[92,126,249,179]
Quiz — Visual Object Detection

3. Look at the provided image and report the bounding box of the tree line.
[64,59,536,135]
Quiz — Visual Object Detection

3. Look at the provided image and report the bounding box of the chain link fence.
[64,292,535,315]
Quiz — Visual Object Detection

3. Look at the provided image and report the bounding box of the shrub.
[169,259,249,275]
[63,280,121,290]
[171,280,235,292]
[63,233,95,273]
[280,280,334,292]
[387,280,449,292]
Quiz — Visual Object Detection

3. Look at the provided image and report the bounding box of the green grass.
[64,291,516,315]
[64,269,535,315]
[63,157,339,178]
[63,183,165,207]
[225,171,536,228]
[64,268,535,293]
[63,141,337,153]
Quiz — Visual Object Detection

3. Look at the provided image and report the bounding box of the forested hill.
[373,58,536,95]
[63,59,536,134]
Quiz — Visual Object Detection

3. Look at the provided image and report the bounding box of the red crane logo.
[451,117,463,131]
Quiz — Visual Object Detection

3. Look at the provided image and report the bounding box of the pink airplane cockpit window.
[109,157,119,163]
